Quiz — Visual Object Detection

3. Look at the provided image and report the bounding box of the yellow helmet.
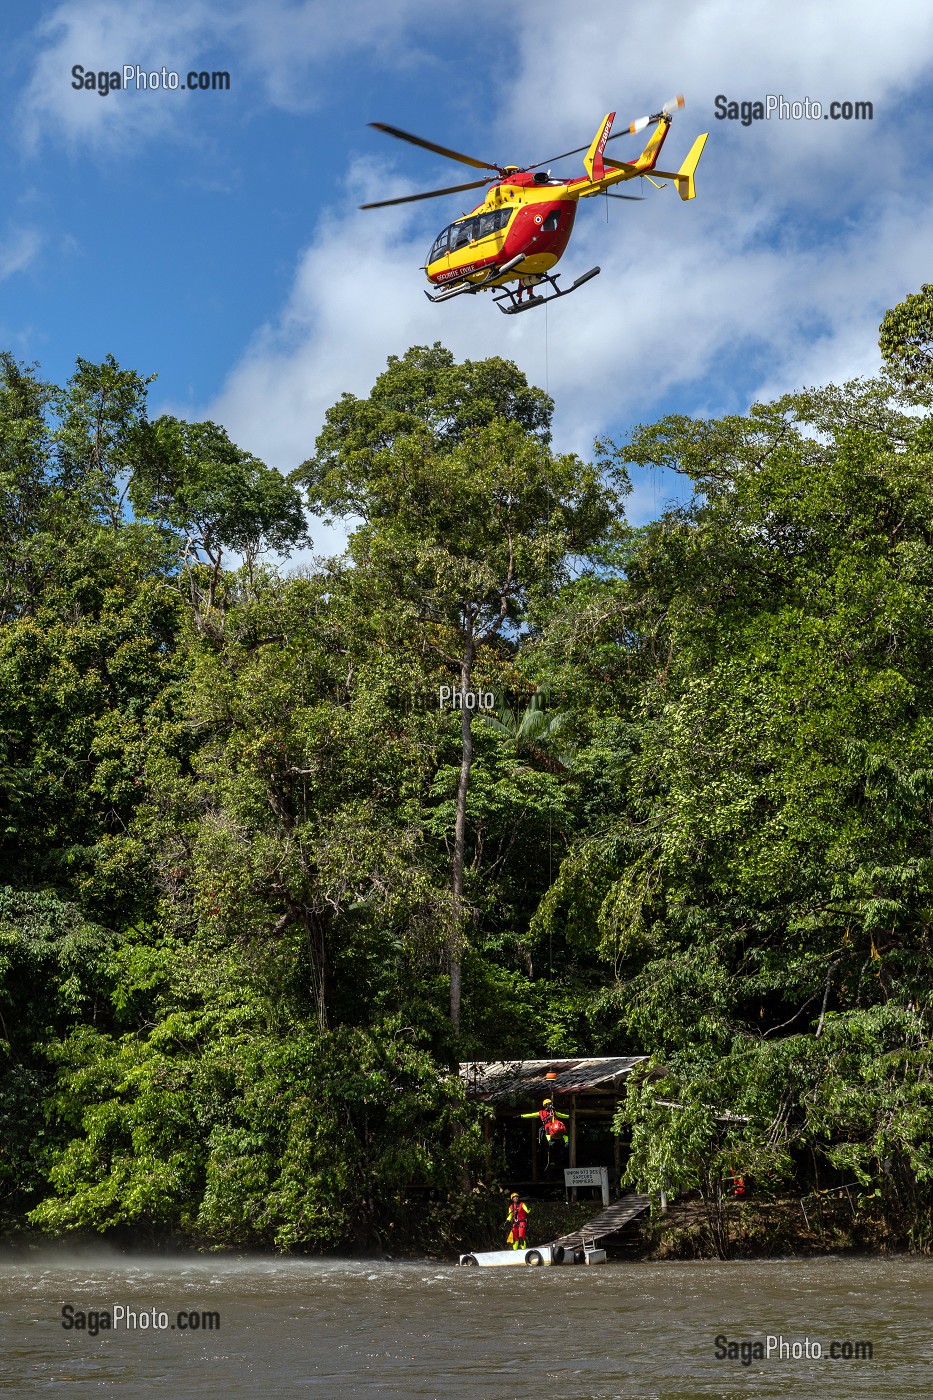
[543,1098,552,1105]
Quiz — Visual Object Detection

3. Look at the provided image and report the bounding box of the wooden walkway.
[549,1192,650,1249]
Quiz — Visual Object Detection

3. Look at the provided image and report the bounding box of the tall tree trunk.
[450,632,475,1035]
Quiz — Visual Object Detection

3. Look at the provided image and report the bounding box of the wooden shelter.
[460,1056,649,1188]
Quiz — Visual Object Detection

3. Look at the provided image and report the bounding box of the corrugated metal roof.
[459,1056,648,1102]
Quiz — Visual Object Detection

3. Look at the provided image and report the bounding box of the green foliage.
[131,416,308,577]
[619,1001,933,1256]
[30,1012,481,1251]
[542,375,933,1027]
[296,343,628,1032]
[54,353,156,529]
[0,531,184,918]
[0,888,116,1226]
[296,342,554,515]
[0,353,58,622]
[879,283,933,397]
[6,309,933,1254]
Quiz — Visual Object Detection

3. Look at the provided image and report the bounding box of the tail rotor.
[628,93,685,134]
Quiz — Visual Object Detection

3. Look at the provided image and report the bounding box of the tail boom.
[575,113,673,198]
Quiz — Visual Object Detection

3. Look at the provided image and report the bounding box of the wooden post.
[613,1132,621,1199]
[570,1095,578,1200]
[531,1118,538,1184]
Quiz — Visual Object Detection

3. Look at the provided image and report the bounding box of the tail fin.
[583,113,615,182]
[672,132,708,200]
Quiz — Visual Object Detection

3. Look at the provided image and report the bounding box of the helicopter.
[361,97,708,314]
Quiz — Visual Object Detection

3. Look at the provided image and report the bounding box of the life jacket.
[508,1201,528,1244]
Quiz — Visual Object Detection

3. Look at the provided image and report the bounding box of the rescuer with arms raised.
[520,1097,569,1154]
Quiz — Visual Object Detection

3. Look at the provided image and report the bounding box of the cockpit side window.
[429,226,452,262]
[452,220,473,250]
[469,208,512,240]
[429,207,513,263]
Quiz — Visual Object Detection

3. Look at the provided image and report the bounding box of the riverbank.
[4,1191,926,1265]
[618,1192,931,1261]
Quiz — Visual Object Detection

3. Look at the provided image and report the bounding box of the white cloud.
[19,0,219,152]
[0,227,43,280]
[200,185,441,472]
[225,0,465,113]
[497,0,933,164]
[17,0,498,151]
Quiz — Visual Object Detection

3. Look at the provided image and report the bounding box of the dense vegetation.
[3,294,933,1254]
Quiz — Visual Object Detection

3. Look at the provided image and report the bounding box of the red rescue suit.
[539,1108,567,1139]
[506,1199,528,1246]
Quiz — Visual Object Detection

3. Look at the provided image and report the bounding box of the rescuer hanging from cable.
[520,1097,569,1157]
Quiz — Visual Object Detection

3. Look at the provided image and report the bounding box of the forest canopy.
[3,309,933,1254]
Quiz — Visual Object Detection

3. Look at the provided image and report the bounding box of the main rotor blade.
[359,178,491,210]
[369,123,505,174]
[603,193,644,201]
[527,128,635,170]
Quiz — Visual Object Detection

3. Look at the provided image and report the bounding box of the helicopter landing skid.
[495,266,601,314]
[425,254,527,304]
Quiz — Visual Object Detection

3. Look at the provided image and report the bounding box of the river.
[1,1252,930,1397]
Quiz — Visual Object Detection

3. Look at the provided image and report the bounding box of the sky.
[3,0,933,555]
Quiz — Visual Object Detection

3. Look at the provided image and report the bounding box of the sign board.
[564,1165,609,1206]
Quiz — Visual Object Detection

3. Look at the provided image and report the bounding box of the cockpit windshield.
[427,206,512,264]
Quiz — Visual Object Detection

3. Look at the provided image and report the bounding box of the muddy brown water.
[1,1252,930,1397]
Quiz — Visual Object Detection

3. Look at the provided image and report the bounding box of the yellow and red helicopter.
[361,97,708,314]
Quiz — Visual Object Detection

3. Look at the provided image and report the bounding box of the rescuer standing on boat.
[505,1193,529,1249]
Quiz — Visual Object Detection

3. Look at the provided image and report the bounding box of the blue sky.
[3,0,933,553]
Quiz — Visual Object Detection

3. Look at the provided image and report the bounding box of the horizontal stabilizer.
[653,132,708,200]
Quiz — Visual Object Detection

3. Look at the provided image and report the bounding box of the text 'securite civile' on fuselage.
[360,97,708,314]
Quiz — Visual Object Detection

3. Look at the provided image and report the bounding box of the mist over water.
[2,1253,930,1397]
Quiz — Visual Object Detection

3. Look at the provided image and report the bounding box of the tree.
[0,888,116,1230]
[55,354,156,529]
[533,364,933,1241]
[302,342,553,516]
[130,416,308,612]
[480,690,574,776]
[296,345,628,1035]
[0,354,57,622]
[879,283,933,399]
